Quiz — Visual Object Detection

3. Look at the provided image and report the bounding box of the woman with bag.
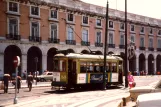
[128,71,135,89]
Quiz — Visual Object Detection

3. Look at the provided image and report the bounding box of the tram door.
[68,60,77,86]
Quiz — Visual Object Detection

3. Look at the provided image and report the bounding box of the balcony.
[157,48,161,52]
[95,42,103,47]
[119,45,125,49]
[81,41,90,46]
[66,40,76,45]
[29,36,41,42]
[48,38,60,43]
[148,47,154,51]
[6,34,21,40]
[108,44,115,48]
[139,46,145,50]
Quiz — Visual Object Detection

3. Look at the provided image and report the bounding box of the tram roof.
[55,53,123,61]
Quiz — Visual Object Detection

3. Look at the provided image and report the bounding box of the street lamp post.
[34,57,38,85]
[103,0,109,90]
[124,0,128,88]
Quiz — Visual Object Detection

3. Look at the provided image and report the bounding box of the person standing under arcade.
[3,74,10,93]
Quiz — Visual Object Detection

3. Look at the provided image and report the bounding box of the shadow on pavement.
[44,86,123,94]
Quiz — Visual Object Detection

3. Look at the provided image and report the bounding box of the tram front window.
[53,59,66,72]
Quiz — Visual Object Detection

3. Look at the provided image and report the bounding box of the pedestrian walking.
[128,71,135,89]
[27,72,33,91]
[17,76,21,93]
[3,74,10,93]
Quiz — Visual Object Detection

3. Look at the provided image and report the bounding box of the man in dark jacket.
[3,74,10,93]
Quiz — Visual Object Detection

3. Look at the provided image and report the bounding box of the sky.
[81,0,161,19]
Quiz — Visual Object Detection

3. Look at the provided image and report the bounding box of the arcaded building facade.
[0,0,161,78]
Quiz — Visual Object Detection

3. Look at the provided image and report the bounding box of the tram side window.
[112,63,117,73]
[94,63,100,72]
[87,62,93,73]
[80,62,87,73]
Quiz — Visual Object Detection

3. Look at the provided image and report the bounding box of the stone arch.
[4,45,22,77]
[67,49,75,54]
[81,50,90,54]
[27,46,42,74]
[47,47,58,71]
[95,51,103,55]
[148,54,154,75]
[107,51,114,55]
[139,53,145,73]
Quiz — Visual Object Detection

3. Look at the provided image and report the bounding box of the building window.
[31,22,39,37]
[96,31,101,43]
[109,32,113,44]
[140,26,144,33]
[9,2,18,13]
[50,24,57,39]
[140,37,144,47]
[120,34,124,45]
[130,25,135,32]
[158,39,161,48]
[50,10,57,19]
[96,19,101,26]
[149,38,153,47]
[120,22,124,30]
[109,21,113,28]
[68,13,74,22]
[149,28,153,34]
[158,30,161,35]
[9,18,18,35]
[83,16,88,24]
[130,35,135,43]
[82,29,88,42]
[67,26,74,40]
[31,6,39,16]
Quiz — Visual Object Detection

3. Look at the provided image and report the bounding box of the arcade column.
[42,54,47,72]
[21,54,27,77]
[0,53,4,77]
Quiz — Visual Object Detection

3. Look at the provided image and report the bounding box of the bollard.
[122,97,126,106]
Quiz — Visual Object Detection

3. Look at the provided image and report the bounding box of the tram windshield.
[53,59,66,72]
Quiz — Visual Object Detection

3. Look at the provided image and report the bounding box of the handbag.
[0,83,4,90]
[132,82,136,87]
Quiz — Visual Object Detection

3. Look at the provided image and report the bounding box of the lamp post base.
[14,97,18,104]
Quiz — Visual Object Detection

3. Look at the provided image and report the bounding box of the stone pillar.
[21,54,27,77]
[136,57,139,72]
[42,54,47,73]
[154,59,156,74]
[0,53,4,78]
[145,58,148,74]
[127,60,129,72]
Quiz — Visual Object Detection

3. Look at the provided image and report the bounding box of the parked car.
[129,80,161,101]
[36,72,53,82]
[136,92,161,107]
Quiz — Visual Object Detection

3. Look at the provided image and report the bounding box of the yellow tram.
[51,53,123,89]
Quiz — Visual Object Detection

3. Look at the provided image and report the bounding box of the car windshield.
[42,72,47,75]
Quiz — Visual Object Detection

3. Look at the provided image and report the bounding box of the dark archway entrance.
[4,45,22,77]
[95,51,103,55]
[27,46,42,75]
[47,48,57,71]
[128,56,136,74]
[67,49,75,54]
[81,50,89,54]
[139,54,145,73]
[107,51,114,55]
[156,55,161,74]
[148,54,154,75]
